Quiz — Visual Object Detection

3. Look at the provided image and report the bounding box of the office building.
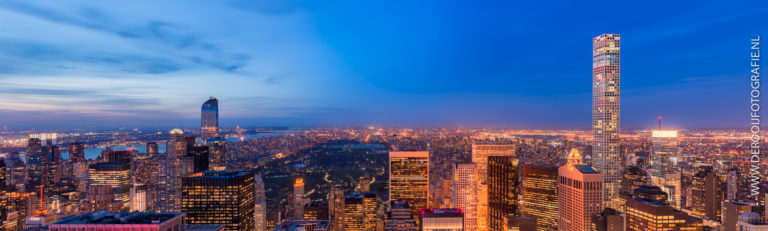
[68,142,85,163]
[521,164,558,231]
[722,200,757,231]
[471,144,516,231]
[201,97,219,140]
[88,162,131,208]
[50,211,185,231]
[419,208,463,231]
[255,175,267,231]
[590,208,624,231]
[691,166,723,221]
[389,151,429,224]
[329,186,345,231]
[626,196,703,230]
[453,162,478,231]
[304,202,330,221]
[156,128,186,213]
[130,184,148,212]
[488,156,520,231]
[558,156,604,231]
[618,166,648,213]
[294,178,308,219]
[344,194,364,231]
[83,185,123,213]
[208,138,227,171]
[737,212,768,230]
[384,200,418,231]
[146,142,159,158]
[592,33,622,209]
[182,171,256,231]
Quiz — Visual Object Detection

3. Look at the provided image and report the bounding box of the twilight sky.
[0,0,765,129]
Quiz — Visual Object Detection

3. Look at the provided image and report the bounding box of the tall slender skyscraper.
[453,162,478,231]
[487,156,520,231]
[254,175,266,231]
[389,151,429,225]
[471,144,515,231]
[294,178,307,219]
[592,33,621,209]
[201,97,219,140]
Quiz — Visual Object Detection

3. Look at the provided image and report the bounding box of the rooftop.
[574,164,599,174]
[53,211,182,225]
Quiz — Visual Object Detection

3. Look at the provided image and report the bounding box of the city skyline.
[0,1,765,129]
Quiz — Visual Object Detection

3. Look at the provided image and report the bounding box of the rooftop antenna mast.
[658,116,662,130]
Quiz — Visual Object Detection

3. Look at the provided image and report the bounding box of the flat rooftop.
[54,211,182,225]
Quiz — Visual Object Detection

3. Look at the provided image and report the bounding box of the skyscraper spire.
[567,148,583,165]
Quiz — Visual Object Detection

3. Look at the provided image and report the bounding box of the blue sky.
[0,0,765,129]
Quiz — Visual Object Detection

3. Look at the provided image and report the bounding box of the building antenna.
[658,116,662,130]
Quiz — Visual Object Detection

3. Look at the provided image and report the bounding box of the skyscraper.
[88,162,131,208]
[558,156,604,231]
[344,195,364,231]
[294,178,307,219]
[471,144,515,231]
[1,159,6,231]
[254,175,266,231]
[208,138,227,171]
[182,171,256,231]
[156,128,186,213]
[452,162,478,231]
[389,151,429,224]
[329,186,345,231]
[201,97,219,140]
[487,156,520,231]
[690,166,723,221]
[592,33,621,209]
[650,130,679,181]
[521,164,558,231]
[26,138,43,193]
[68,142,85,163]
[618,166,649,213]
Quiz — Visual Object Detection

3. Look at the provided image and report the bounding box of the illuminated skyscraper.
[345,195,364,231]
[88,162,131,208]
[690,166,723,221]
[182,171,255,231]
[590,208,624,231]
[389,151,429,224]
[208,138,227,171]
[329,186,345,231]
[362,192,377,231]
[26,138,44,193]
[452,162,478,231]
[558,159,604,231]
[294,178,307,219]
[471,144,515,231]
[384,200,418,231]
[592,33,621,209]
[303,202,330,220]
[68,142,85,163]
[201,97,219,140]
[146,142,159,158]
[521,164,558,231]
[618,166,648,213]
[650,130,679,181]
[156,128,186,213]
[255,175,266,231]
[722,200,757,231]
[487,156,520,231]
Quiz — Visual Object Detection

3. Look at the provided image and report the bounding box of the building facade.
[201,97,219,140]
[521,164,558,231]
[452,162,478,231]
[182,171,256,231]
[558,163,604,231]
[592,33,622,210]
[389,151,429,224]
[488,156,520,231]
